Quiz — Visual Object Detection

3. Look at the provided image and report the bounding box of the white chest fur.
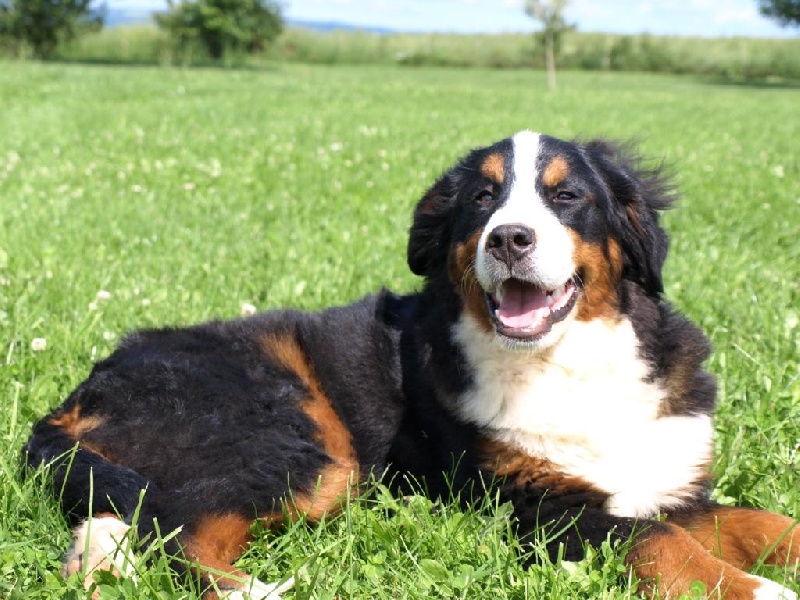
[453,315,713,519]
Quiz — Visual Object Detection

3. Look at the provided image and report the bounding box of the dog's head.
[408,131,674,351]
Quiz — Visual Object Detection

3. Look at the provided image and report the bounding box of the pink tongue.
[495,280,550,330]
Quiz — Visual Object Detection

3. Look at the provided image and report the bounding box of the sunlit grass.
[0,62,798,597]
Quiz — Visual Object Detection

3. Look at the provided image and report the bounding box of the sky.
[112,0,797,38]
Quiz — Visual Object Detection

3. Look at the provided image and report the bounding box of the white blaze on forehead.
[475,130,575,291]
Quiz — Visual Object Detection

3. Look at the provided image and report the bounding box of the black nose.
[485,223,535,265]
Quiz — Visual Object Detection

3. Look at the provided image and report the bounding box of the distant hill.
[104,8,155,28]
[287,19,396,35]
[103,11,395,34]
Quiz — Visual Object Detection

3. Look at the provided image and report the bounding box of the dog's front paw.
[750,575,797,600]
[225,575,295,600]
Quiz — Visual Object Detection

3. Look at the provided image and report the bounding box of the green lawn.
[0,62,798,598]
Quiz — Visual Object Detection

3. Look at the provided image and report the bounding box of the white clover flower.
[241,302,257,316]
[31,338,47,352]
[96,290,112,302]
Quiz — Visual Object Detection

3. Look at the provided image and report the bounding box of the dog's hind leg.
[26,421,291,600]
[179,512,294,600]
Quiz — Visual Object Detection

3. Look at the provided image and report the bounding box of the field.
[1,62,798,598]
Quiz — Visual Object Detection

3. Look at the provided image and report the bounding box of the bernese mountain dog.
[26,131,798,599]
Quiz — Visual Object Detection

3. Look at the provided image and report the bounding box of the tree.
[155,0,282,61]
[524,0,572,89]
[758,0,800,27]
[0,0,103,59]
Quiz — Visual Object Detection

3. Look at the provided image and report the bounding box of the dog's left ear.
[407,170,458,277]
[584,140,676,296]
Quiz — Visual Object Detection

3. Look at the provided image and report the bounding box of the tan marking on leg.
[542,155,569,188]
[569,232,622,322]
[480,152,505,184]
[480,438,605,496]
[262,334,359,519]
[290,461,358,520]
[188,513,253,565]
[628,522,774,598]
[183,513,256,597]
[671,506,800,572]
[448,231,493,334]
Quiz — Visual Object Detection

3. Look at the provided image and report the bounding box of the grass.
[0,62,798,598]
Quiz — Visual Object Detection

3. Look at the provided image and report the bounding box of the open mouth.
[485,277,579,340]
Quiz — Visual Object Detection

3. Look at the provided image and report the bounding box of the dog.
[26,131,798,599]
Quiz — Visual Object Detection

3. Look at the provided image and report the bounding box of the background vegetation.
[0,62,798,598]
[154,0,282,61]
[44,23,800,81]
[0,0,101,58]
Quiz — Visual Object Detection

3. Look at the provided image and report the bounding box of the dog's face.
[408,131,672,351]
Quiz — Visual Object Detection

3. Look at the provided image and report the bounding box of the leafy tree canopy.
[0,0,103,59]
[155,0,283,60]
[758,0,800,27]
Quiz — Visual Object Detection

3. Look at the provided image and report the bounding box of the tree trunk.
[545,31,556,89]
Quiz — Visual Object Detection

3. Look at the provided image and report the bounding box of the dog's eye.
[475,188,494,206]
[554,191,577,203]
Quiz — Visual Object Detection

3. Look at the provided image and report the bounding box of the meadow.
[0,62,798,598]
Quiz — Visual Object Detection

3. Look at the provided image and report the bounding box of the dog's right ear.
[407,171,458,277]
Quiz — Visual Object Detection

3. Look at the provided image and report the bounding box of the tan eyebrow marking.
[542,155,569,187]
[480,152,505,184]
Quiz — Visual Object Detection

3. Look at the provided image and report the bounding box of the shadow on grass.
[47,55,284,72]
[697,76,800,90]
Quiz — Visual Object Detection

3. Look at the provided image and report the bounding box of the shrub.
[0,0,102,59]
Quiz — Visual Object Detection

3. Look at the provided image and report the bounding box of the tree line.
[0,0,283,59]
